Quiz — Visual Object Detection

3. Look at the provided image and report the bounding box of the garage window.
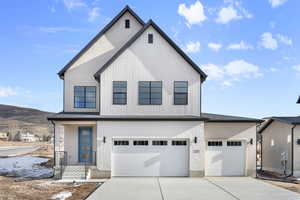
[152,141,168,146]
[133,140,148,146]
[208,141,222,146]
[227,141,242,146]
[114,140,129,146]
[172,140,187,146]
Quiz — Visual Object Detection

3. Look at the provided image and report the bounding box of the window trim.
[138,81,162,105]
[74,86,96,109]
[112,81,127,105]
[174,81,188,105]
[125,19,130,28]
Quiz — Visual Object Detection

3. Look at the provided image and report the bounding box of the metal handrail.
[55,151,67,179]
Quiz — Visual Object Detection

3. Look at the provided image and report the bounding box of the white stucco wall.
[100,25,201,116]
[63,12,143,112]
[261,121,292,174]
[204,122,257,176]
[96,121,205,176]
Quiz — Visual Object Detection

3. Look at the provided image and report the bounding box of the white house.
[15,132,40,142]
[258,116,300,177]
[48,6,261,179]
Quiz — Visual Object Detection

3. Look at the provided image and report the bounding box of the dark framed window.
[114,140,129,146]
[125,19,130,28]
[74,86,96,108]
[133,140,148,146]
[152,141,168,146]
[227,141,242,146]
[148,33,153,44]
[139,81,162,105]
[174,81,188,105]
[172,140,187,146]
[113,81,127,105]
[208,141,222,146]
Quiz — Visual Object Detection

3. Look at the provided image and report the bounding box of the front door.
[78,127,93,163]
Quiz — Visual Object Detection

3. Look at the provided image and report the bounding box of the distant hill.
[0,104,54,140]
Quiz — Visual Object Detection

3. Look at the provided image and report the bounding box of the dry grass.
[0,176,99,200]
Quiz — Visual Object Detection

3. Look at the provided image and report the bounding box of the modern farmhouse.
[48,6,261,179]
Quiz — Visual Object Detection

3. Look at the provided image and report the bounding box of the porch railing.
[84,151,96,179]
[55,151,67,179]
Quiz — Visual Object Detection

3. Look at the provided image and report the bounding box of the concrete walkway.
[0,146,39,157]
[87,177,300,200]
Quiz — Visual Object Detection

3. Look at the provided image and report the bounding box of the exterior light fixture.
[249,138,253,145]
[194,137,197,144]
[103,136,106,143]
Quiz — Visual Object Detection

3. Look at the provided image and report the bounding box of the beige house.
[258,116,300,177]
[48,6,261,180]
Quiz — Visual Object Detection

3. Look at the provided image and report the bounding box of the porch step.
[62,166,86,180]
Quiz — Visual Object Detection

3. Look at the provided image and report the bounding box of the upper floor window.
[139,81,162,105]
[113,81,127,105]
[174,81,188,105]
[74,86,96,108]
[125,19,130,28]
[148,33,153,44]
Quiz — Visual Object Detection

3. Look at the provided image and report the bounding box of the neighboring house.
[15,132,40,142]
[0,132,8,141]
[48,6,261,179]
[258,116,300,177]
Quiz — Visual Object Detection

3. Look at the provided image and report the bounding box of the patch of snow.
[51,191,72,200]
[0,155,53,178]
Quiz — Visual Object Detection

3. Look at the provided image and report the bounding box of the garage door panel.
[112,138,189,177]
[205,140,245,176]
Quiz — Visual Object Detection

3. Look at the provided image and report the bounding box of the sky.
[0,0,299,118]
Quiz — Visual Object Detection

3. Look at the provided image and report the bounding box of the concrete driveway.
[87,177,300,200]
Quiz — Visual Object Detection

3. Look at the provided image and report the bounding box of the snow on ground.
[51,191,72,200]
[0,155,53,178]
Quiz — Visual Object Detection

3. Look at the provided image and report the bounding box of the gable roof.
[202,113,262,123]
[258,116,300,133]
[57,5,145,79]
[297,96,300,104]
[93,20,207,82]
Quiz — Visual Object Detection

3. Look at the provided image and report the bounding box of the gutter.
[287,124,297,177]
[50,120,56,166]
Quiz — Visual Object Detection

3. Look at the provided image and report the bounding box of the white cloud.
[222,80,233,87]
[269,0,288,8]
[208,43,222,52]
[269,67,279,72]
[63,0,87,11]
[261,32,278,50]
[185,41,201,53]
[202,64,224,80]
[88,7,100,22]
[227,40,254,50]
[276,34,292,46]
[216,6,240,24]
[39,26,88,33]
[224,60,262,78]
[178,1,207,27]
[216,1,253,24]
[293,65,300,72]
[0,87,17,97]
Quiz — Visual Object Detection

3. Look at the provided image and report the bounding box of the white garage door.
[112,138,189,177]
[205,140,246,176]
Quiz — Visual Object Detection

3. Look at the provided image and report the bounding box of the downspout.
[50,120,56,166]
[256,122,262,177]
[287,124,296,177]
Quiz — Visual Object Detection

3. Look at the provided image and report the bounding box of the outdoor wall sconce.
[194,137,197,144]
[249,138,253,145]
[103,136,106,143]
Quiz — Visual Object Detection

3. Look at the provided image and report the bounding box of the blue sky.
[0,0,299,118]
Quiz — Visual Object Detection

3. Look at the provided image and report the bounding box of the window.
[133,140,148,146]
[113,81,127,105]
[114,140,129,146]
[297,139,300,145]
[148,33,153,44]
[74,86,96,108]
[227,141,242,146]
[208,141,222,146]
[174,81,188,105]
[139,81,162,105]
[125,19,130,28]
[152,141,168,146]
[172,140,187,146]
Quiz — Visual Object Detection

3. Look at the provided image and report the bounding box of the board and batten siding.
[100,25,201,116]
[63,12,143,112]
